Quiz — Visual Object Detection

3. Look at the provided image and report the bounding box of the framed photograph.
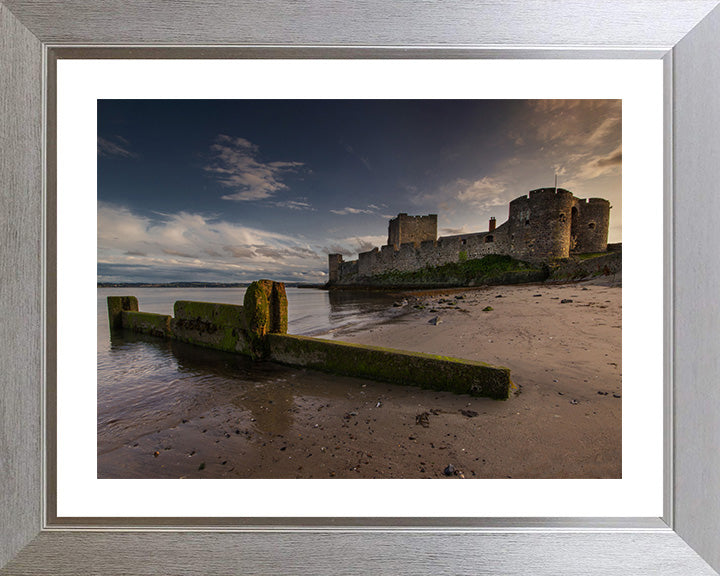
[2,1,720,574]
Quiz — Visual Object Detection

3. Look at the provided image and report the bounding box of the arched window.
[588,222,596,230]
[485,235,494,243]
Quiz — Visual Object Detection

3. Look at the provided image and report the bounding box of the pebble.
[560,299,573,304]
[443,464,455,476]
[428,316,442,325]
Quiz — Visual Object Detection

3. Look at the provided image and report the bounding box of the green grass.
[574,252,608,260]
[373,254,547,287]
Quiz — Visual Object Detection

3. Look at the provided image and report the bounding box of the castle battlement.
[328,186,611,286]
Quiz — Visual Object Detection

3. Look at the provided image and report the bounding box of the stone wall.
[335,225,513,285]
[328,187,613,285]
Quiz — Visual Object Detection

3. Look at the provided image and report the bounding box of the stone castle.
[328,187,611,285]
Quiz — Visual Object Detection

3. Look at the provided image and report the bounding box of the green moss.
[575,252,608,260]
[107,296,138,330]
[122,311,172,337]
[458,250,468,263]
[482,306,493,312]
[371,254,547,288]
[267,334,511,399]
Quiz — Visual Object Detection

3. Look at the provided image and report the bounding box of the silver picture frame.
[2,1,720,574]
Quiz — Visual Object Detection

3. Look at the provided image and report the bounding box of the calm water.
[97,287,402,454]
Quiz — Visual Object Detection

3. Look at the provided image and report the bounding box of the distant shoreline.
[97,282,327,289]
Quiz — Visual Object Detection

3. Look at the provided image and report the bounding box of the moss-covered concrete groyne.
[267,334,510,399]
[108,279,511,399]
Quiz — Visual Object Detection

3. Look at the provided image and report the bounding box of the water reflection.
[98,287,404,454]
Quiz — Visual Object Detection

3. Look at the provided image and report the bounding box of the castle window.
[524,219,530,226]
[559,213,566,223]
[588,222,596,230]
[461,239,467,245]
[485,235,494,243]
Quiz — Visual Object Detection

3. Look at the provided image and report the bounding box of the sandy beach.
[98,277,621,479]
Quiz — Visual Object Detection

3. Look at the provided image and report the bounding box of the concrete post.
[107,296,139,330]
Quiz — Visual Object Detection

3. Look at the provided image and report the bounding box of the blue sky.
[98,99,621,283]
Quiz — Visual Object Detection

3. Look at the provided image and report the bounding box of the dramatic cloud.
[204,135,304,202]
[97,203,325,283]
[97,136,137,159]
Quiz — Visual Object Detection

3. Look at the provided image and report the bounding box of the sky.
[98,99,621,284]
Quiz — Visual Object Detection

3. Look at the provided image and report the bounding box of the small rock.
[570,399,579,405]
[428,316,442,325]
[560,299,573,304]
[533,294,542,297]
[460,409,479,418]
[153,451,160,458]
[415,412,431,428]
[482,306,493,312]
[582,287,589,291]
[198,462,205,470]
[597,391,608,396]
[455,295,464,300]
[613,394,622,399]
[443,464,455,476]
[495,294,503,298]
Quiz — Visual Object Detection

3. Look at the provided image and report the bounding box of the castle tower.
[507,187,575,261]
[570,198,611,254]
[387,213,438,250]
[328,254,343,284]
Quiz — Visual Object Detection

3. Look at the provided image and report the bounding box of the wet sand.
[98,277,621,479]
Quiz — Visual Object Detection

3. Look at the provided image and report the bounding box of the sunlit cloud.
[204,135,304,202]
[97,203,325,282]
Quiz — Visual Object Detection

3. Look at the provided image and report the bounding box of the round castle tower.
[570,197,611,254]
[507,187,575,261]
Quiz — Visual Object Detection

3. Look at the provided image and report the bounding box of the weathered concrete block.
[266,334,511,399]
[107,296,138,330]
[243,280,288,356]
[122,311,172,338]
[171,300,251,355]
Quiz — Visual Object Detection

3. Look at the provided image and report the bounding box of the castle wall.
[333,225,513,284]
[571,198,611,254]
[329,187,612,285]
[387,213,437,248]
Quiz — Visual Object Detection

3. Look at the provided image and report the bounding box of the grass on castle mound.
[372,254,548,288]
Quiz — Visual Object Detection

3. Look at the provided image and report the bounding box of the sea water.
[96,287,401,454]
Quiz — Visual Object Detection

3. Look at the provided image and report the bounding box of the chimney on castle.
[489,217,496,232]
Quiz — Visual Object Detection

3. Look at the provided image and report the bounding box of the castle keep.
[328,187,611,285]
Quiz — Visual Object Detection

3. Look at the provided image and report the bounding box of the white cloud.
[272,199,314,211]
[330,207,375,215]
[204,135,304,201]
[98,203,324,281]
